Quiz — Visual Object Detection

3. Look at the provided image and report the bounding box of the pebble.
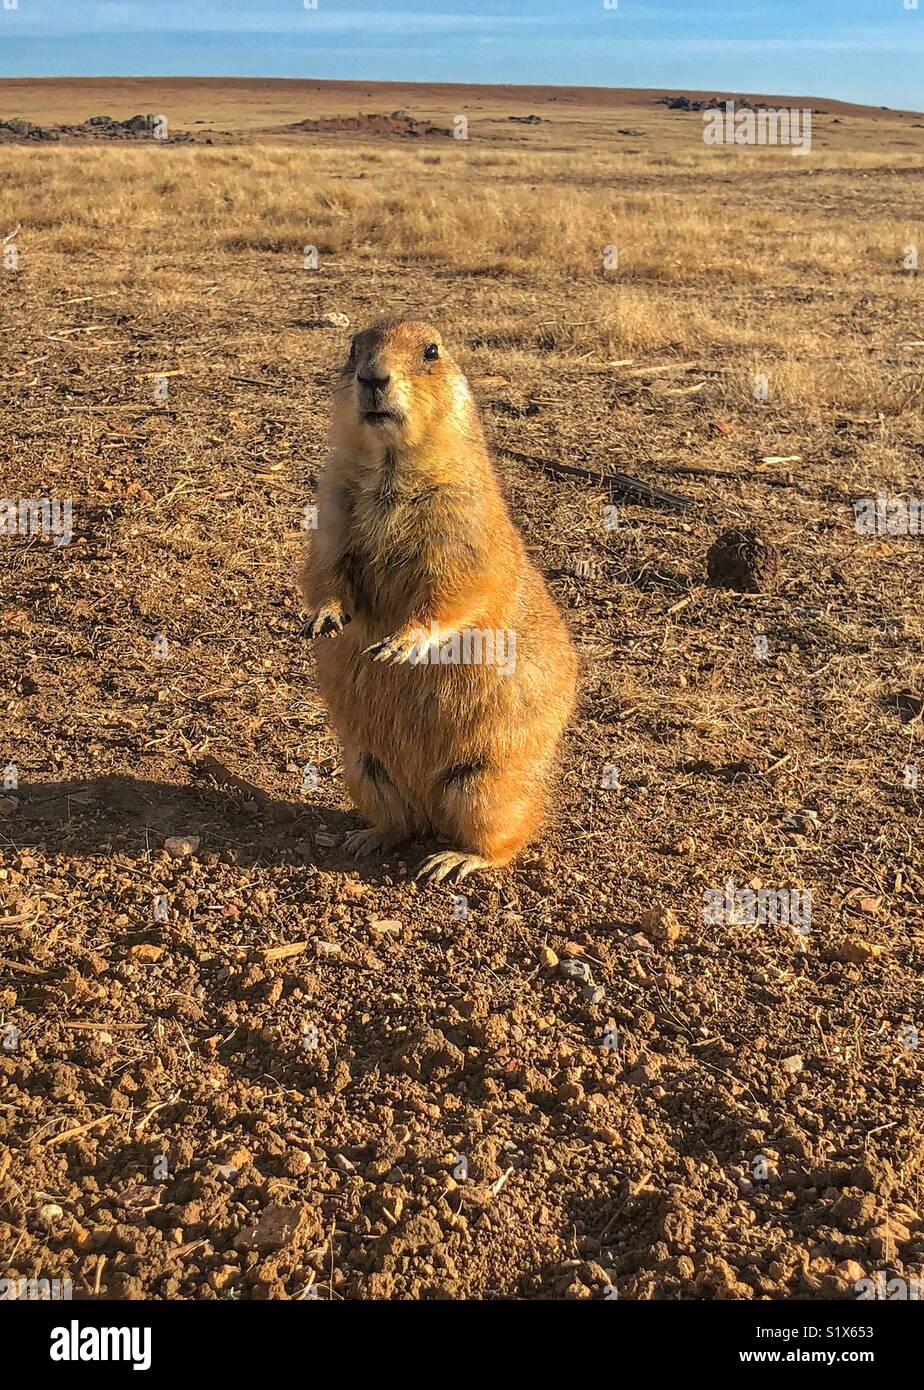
[164,835,200,858]
[539,946,559,968]
[560,958,592,984]
[129,944,164,963]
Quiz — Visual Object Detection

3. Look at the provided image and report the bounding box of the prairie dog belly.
[314,626,527,810]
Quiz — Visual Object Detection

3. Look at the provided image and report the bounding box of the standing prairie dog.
[298,318,577,882]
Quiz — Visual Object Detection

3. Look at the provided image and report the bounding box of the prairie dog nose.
[355,369,389,391]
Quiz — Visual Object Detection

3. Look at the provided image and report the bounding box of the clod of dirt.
[369,919,402,938]
[399,1027,465,1080]
[706,526,781,593]
[233,1204,317,1254]
[637,905,682,944]
[836,940,883,964]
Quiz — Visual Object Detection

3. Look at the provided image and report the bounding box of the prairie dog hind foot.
[342,827,410,859]
[415,850,495,884]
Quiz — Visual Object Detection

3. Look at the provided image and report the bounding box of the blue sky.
[1,1,922,108]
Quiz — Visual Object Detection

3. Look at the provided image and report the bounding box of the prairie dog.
[298,318,577,882]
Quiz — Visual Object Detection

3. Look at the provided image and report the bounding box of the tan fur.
[298,318,577,880]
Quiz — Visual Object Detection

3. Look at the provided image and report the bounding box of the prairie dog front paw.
[363,628,429,665]
[303,601,351,639]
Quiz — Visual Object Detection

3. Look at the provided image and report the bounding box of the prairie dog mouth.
[363,409,402,426]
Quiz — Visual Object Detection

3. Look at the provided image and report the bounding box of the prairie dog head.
[332,318,473,453]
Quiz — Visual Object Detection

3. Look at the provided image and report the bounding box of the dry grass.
[2,126,922,413]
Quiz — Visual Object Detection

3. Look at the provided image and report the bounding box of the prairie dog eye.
[423,343,439,362]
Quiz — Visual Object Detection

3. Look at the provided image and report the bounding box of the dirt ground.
[0,78,922,1302]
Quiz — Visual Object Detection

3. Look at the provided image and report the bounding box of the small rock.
[369,919,402,938]
[539,946,559,968]
[319,312,350,329]
[560,958,592,984]
[129,943,164,963]
[315,941,342,957]
[164,835,200,858]
[780,1053,804,1074]
[38,1202,64,1227]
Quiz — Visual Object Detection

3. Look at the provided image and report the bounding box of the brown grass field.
[0,77,923,1302]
